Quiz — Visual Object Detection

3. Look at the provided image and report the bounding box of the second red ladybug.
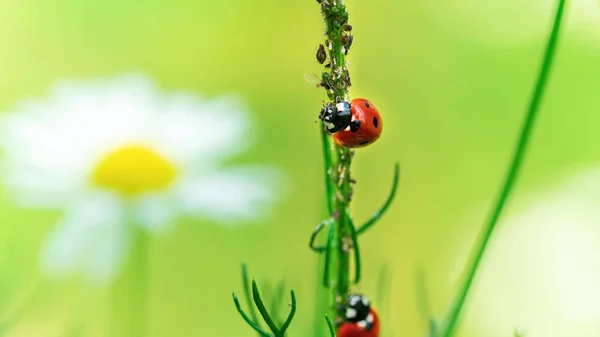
[337,294,380,337]
[318,98,382,148]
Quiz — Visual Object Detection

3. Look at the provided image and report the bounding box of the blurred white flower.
[458,168,600,337]
[421,0,600,47]
[0,73,286,284]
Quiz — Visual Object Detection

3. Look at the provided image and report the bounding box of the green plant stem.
[318,0,354,323]
[438,1,567,336]
[112,227,149,337]
[321,127,334,216]
[325,315,337,337]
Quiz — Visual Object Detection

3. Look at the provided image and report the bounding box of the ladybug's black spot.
[365,101,371,108]
[373,117,379,128]
[360,140,369,145]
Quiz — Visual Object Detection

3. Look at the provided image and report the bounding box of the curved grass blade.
[252,280,280,335]
[310,219,333,252]
[241,263,262,333]
[438,1,567,336]
[325,314,336,337]
[323,222,335,287]
[232,293,273,337]
[357,162,400,235]
[279,290,297,335]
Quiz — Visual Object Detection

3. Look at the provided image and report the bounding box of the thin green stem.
[321,127,334,216]
[325,315,336,337]
[438,1,567,336]
[357,162,400,235]
[252,280,280,334]
[112,227,149,337]
[323,221,335,287]
[346,212,361,284]
[317,0,354,323]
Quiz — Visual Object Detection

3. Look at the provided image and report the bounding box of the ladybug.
[318,98,382,148]
[337,294,380,337]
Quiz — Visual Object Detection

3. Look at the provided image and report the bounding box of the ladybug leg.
[309,218,334,252]
[349,120,360,132]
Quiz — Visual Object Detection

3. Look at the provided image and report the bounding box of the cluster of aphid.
[313,2,381,149]
[316,24,353,64]
[315,25,353,97]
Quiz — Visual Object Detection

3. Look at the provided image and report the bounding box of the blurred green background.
[0,0,599,336]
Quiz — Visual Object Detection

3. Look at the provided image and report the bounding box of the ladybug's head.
[344,294,371,323]
[319,102,351,133]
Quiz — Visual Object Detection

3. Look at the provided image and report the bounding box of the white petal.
[83,221,130,286]
[151,93,253,168]
[0,74,164,209]
[1,168,87,209]
[132,193,177,234]
[174,166,288,225]
[40,193,127,284]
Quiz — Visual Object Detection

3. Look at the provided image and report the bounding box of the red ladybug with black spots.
[318,98,382,148]
[337,294,380,337]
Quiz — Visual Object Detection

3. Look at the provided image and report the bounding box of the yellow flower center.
[91,145,177,195]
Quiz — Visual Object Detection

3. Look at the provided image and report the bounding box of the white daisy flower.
[0,73,287,285]
[458,168,600,337]
[421,0,600,47]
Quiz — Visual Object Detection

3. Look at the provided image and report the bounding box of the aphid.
[317,44,327,64]
[341,35,350,45]
[343,72,352,87]
[344,35,354,55]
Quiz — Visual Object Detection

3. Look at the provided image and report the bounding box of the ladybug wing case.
[337,309,380,337]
